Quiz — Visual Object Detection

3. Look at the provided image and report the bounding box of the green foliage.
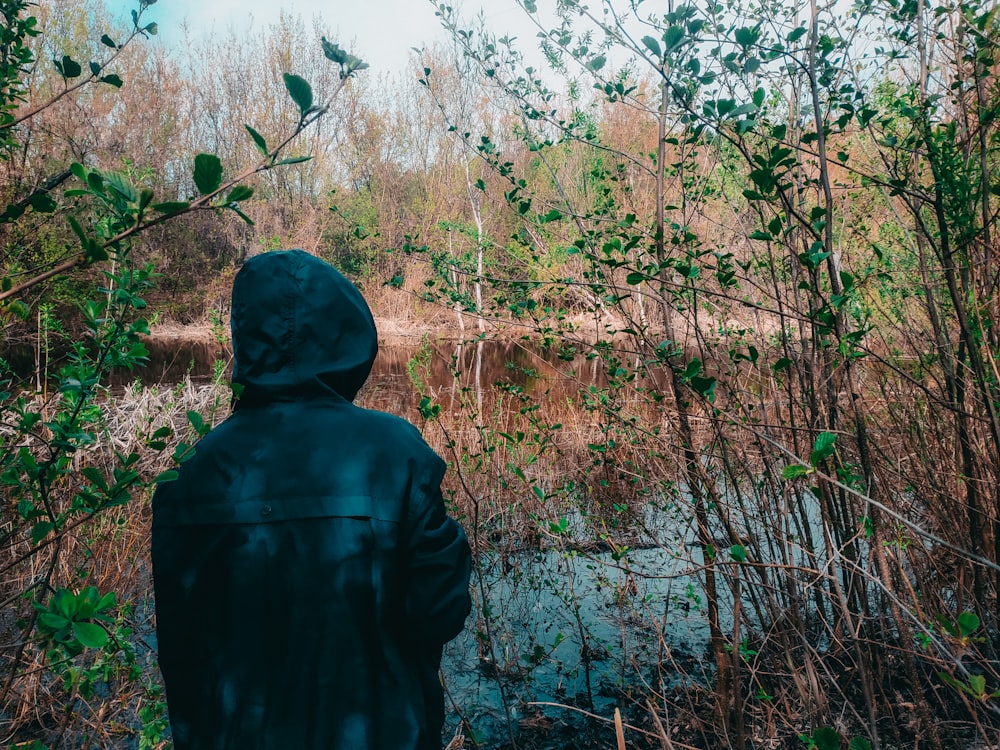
[937,671,996,700]
[0,1,362,743]
[937,610,982,644]
[0,0,39,152]
[418,0,1000,742]
[283,72,313,116]
[320,36,368,78]
[800,727,872,750]
[193,153,224,195]
[782,432,837,480]
[33,586,115,655]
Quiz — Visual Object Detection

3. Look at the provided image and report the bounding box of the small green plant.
[138,681,170,750]
[937,610,982,646]
[799,727,872,750]
[33,586,116,656]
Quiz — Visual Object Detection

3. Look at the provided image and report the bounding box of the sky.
[101,0,542,77]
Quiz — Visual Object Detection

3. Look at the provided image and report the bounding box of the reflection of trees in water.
[364,339,608,421]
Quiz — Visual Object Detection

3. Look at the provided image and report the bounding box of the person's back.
[152,250,472,750]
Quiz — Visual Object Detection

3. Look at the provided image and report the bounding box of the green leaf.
[99,74,123,88]
[87,170,105,193]
[319,38,368,76]
[272,156,312,166]
[173,442,193,463]
[781,464,811,480]
[690,375,716,401]
[665,24,686,50]
[5,299,30,319]
[642,35,662,58]
[230,205,255,225]
[734,27,760,47]
[29,192,57,214]
[245,124,268,155]
[812,727,841,750]
[539,209,562,223]
[587,55,606,71]
[729,544,746,563]
[51,589,75,618]
[96,591,116,611]
[321,37,348,64]
[939,670,971,695]
[957,611,980,638]
[85,238,107,262]
[138,188,155,213]
[848,738,873,750]
[968,674,986,697]
[729,102,758,119]
[55,55,82,78]
[100,34,117,48]
[193,153,224,195]
[104,172,138,203]
[626,272,646,285]
[226,185,254,203]
[152,201,190,214]
[809,431,836,466]
[31,520,53,544]
[38,612,70,631]
[187,410,206,435]
[772,357,792,372]
[283,73,313,115]
[153,470,178,484]
[81,466,109,491]
[418,396,440,420]
[72,622,108,649]
[144,22,158,35]
[748,230,771,241]
[787,26,807,43]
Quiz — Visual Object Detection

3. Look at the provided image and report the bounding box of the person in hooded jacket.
[151,249,473,750]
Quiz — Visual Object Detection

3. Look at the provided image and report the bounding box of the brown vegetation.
[5,0,1000,748]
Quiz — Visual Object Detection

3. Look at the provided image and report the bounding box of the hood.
[230,250,377,404]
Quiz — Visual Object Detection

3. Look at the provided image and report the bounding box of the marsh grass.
[5,338,1000,749]
[1,377,227,748]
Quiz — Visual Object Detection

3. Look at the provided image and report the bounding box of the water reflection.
[361,339,602,422]
[444,544,713,745]
[5,335,608,411]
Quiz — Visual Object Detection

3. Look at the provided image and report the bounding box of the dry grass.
[4,333,1000,748]
[0,378,229,748]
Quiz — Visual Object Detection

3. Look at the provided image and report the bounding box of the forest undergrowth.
[4,0,1000,748]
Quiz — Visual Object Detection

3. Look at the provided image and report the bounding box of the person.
[151,249,472,750]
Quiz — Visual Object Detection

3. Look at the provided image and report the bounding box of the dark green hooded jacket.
[152,250,472,750]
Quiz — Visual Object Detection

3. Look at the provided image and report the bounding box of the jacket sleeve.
[403,453,472,645]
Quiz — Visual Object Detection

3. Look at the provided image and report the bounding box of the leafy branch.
[0,1,157,133]
[0,61,360,304]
